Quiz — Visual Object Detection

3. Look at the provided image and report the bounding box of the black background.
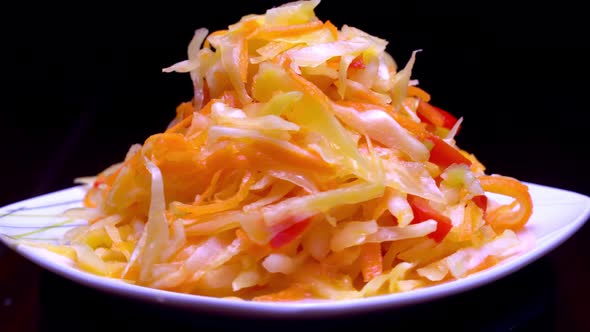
[1,0,589,331]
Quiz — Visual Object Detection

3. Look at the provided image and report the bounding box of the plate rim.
[1,183,589,318]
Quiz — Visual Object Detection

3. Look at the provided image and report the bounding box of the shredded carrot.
[468,256,499,275]
[285,60,332,110]
[479,175,533,231]
[248,140,333,174]
[203,30,227,49]
[165,98,221,134]
[252,284,312,302]
[198,98,216,115]
[175,101,194,120]
[248,20,324,40]
[360,242,383,282]
[175,172,254,217]
[165,113,194,134]
[407,86,431,102]
[196,170,223,204]
[240,18,261,35]
[238,36,249,82]
[166,99,219,134]
[324,20,339,39]
[326,57,340,70]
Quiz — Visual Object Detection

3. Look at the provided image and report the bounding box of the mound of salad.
[52,0,533,301]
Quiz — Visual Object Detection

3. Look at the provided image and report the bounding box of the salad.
[53,0,533,301]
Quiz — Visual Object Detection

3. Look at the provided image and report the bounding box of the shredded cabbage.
[46,0,533,301]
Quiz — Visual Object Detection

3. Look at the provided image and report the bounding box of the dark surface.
[1,0,589,331]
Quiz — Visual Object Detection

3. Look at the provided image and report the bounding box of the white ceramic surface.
[1,183,589,318]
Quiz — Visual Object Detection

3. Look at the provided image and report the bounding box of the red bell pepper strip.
[408,195,453,242]
[270,218,311,249]
[472,195,488,213]
[417,100,459,131]
[349,56,365,69]
[428,135,472,169]
[93,178,105,189]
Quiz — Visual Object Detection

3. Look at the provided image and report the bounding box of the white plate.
[1,183,589,318]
